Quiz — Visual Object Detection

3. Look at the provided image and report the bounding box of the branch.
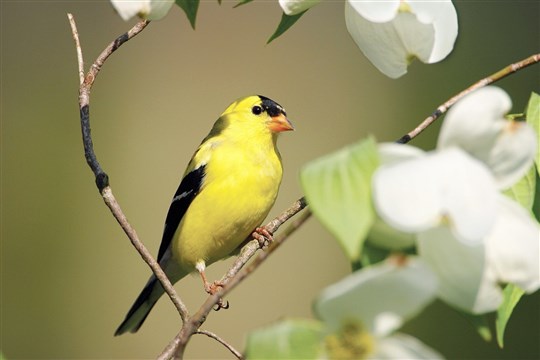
[158,198,311,360]
[396,53,540,144]
[67,13,189,322]
[195,330,244,360]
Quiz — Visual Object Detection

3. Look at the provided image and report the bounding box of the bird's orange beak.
[268,113,294,133]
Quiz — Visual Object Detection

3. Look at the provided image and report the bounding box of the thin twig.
[396,53,540,143]
[67,14,84,85]
[67,13,189,322]
[101,188,189,321]
[196,330,244,360]
[88,19,151,88]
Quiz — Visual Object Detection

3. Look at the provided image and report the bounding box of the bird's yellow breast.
[171,133,283,270]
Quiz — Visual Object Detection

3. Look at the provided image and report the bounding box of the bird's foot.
[252,226,273,248]
[214,298,230,311]
[204,280,230,311]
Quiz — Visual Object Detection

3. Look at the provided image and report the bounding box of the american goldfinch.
[115,95,293,335]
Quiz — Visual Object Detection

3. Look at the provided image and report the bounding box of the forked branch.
[67,13,189,323]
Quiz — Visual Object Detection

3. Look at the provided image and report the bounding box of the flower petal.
[111,0,147,21]
[439,150,498,243]
[407,0,458,62]
[345,2,415,78]
[347,0,400,23]
[490,123,537,189]
[373,148,497,243]
[438,87,537,189]
[438,87,509,155]
[392,12,435,64]
[487,195,540,293]
[370,333,444,360]
[378,142,426,164]
[315,257,437,337]
[346,0,457,78]
[418,226,503,314]
[279,0,321,16]
[372,150,443,233]
[146,0,174,20]
[110,0,173,21]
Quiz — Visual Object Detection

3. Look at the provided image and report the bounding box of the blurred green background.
[1,1,539,359]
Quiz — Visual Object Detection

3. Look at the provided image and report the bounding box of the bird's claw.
[204,280,224,294]
[213,299,230,311]
[204,280,230,311]
[252,226,273,248]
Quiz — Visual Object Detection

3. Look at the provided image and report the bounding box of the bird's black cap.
[259,95,286,117]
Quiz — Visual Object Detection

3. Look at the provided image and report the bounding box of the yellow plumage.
[115,95,293,335]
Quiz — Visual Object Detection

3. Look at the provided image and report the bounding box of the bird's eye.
[251,105,263,115]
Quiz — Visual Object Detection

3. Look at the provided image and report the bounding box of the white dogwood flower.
[278,0,458,78]
[437,86,537,189]
[345,0,458,78]
[316,257,442,359]
[372,87,539,313]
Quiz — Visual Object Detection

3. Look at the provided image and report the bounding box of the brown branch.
[67,13,189,322]
[158,199,311,360]
[195,330,244,360]
[396,53,540,144]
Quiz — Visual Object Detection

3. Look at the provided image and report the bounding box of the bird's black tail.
[115,276,163,336]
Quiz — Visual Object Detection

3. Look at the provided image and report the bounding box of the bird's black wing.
[157,164,206,262]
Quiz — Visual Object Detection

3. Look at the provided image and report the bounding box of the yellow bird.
[115,95,293,335]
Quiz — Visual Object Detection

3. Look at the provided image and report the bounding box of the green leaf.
[503,164,536,210]
[175,0,199,29]
[301,137,379,261]
[352,241,390,271]
[366,217,416,250]
[245,319,323,359]
[495,283,525,348]
[526,92,540,175]
[459,311,492,342]
[268,11,306,44]
[533,171,540,221]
